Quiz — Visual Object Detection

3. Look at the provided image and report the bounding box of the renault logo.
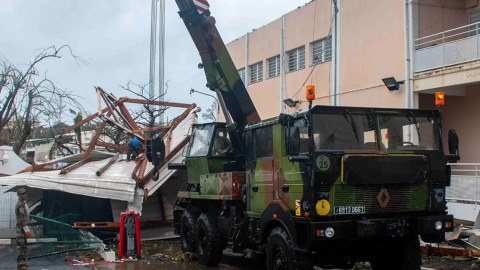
[377,188,390,208]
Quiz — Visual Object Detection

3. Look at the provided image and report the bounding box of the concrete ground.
[1,240,477,270]
[0,244,89,270]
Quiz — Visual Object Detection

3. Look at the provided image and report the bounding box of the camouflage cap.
[17,188,26,195]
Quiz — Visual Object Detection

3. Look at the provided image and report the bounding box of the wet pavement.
[0,239,478,270]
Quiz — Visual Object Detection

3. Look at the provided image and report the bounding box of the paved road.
[0,244,470,270]
[0,245,88,270]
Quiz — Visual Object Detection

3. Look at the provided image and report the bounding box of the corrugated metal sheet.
[0,159,142,202]
[0,113,196,204]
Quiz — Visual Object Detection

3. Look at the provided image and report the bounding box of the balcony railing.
[414,23,480,72]
[446,163,480,204]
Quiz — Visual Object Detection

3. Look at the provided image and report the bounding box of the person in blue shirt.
[127,137,143,161]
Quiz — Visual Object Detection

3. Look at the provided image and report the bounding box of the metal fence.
[446,163,480,204]
[0,185,17,229]
[414,22,480,72]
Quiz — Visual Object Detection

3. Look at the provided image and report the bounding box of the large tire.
[195,213,224,266]
[370,235,421,270]
[180,211,197,253]
[266,227,296,270]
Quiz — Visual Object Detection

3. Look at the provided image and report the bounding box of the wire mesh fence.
[28,214,103,260]
[0,186,17,230]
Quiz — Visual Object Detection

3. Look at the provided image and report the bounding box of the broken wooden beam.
[99,90,120,123]
[138,157,148,180]
[158,103,196,139]
[422,243,480,257]
[59,158,92,175]
[73,222,120,229]
[96,153,119,176]
[83,113,111,159]
[124,98,195,108]
[99,116,147,143]
[17,163,51,174]
[64,107,110,133]
[133,124,173,133]
[95,141,128,151]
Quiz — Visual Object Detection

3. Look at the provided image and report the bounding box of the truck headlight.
[325,227,335,238]
[435,221,443,231]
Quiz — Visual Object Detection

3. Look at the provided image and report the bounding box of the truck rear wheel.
[266,227,296,270]
[180,210,197,253]
[370,235,421,270]
[195,213,223,266]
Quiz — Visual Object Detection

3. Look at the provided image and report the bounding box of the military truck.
[169,1,460,269]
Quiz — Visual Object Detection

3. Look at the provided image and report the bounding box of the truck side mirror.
[446,129,460,163]
[448,129,459,155]
[286,127,300,156]
[279,113,294,126]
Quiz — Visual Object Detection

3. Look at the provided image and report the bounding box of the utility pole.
[149,0,158,128]
[158,0,166,125]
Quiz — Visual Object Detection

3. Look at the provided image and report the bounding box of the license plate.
[334,206,365,215]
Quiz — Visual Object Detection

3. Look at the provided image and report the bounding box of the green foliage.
[353,262,372,270]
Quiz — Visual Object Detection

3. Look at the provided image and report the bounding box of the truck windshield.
[187,125,215,157]
[312,112,377,151]
[378,112,439,151]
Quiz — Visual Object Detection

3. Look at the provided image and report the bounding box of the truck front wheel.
[180,210,197,253]
[195,213,223,266]
[266,227,296,270]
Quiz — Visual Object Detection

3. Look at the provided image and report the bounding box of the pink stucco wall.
[419,88,480,163]
[417,0,467,41]
[226,0,332,119]
[340,0,406,108]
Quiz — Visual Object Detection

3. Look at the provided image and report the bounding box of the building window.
[249,61,263,84]
[238,68,246,84]
[267,55,281,78]
[288,46,305,72]
[311,36,332,64]
[470,11,480,36]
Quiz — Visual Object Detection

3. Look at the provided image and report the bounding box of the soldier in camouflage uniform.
[15,188,30,270]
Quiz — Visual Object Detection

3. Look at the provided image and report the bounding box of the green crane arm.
[175,0,261,135]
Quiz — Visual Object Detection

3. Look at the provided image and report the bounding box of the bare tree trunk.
[14,91,33,154]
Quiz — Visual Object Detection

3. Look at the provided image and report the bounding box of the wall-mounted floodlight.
[283,98,301,108]
[0,154,9,165]
[382,77,404,91]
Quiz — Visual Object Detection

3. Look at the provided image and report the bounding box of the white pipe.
[245,33,249,90]
[404,0,415,109]
[280,15,286,113]
[335,0,340,106]
[330,0,340,106]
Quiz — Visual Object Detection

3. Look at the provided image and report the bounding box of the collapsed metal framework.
[20,87,196,188]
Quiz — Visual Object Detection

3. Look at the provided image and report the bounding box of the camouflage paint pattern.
[186,156,231,183]
[175,0,260,134]
[199,172,246,196]
[247,124,305,217]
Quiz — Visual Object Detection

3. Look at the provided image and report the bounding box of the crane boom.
[175,0,260,134]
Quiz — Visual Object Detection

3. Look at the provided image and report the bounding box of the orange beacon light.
[306,85,315,101]
[435,91,445,107]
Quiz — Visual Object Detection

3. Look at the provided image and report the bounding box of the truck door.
[246,126,274,214]
[275,124,306,212]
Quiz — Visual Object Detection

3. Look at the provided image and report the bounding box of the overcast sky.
[0,0,306,125]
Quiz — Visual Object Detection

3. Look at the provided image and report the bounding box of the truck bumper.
[309,214,454,240]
